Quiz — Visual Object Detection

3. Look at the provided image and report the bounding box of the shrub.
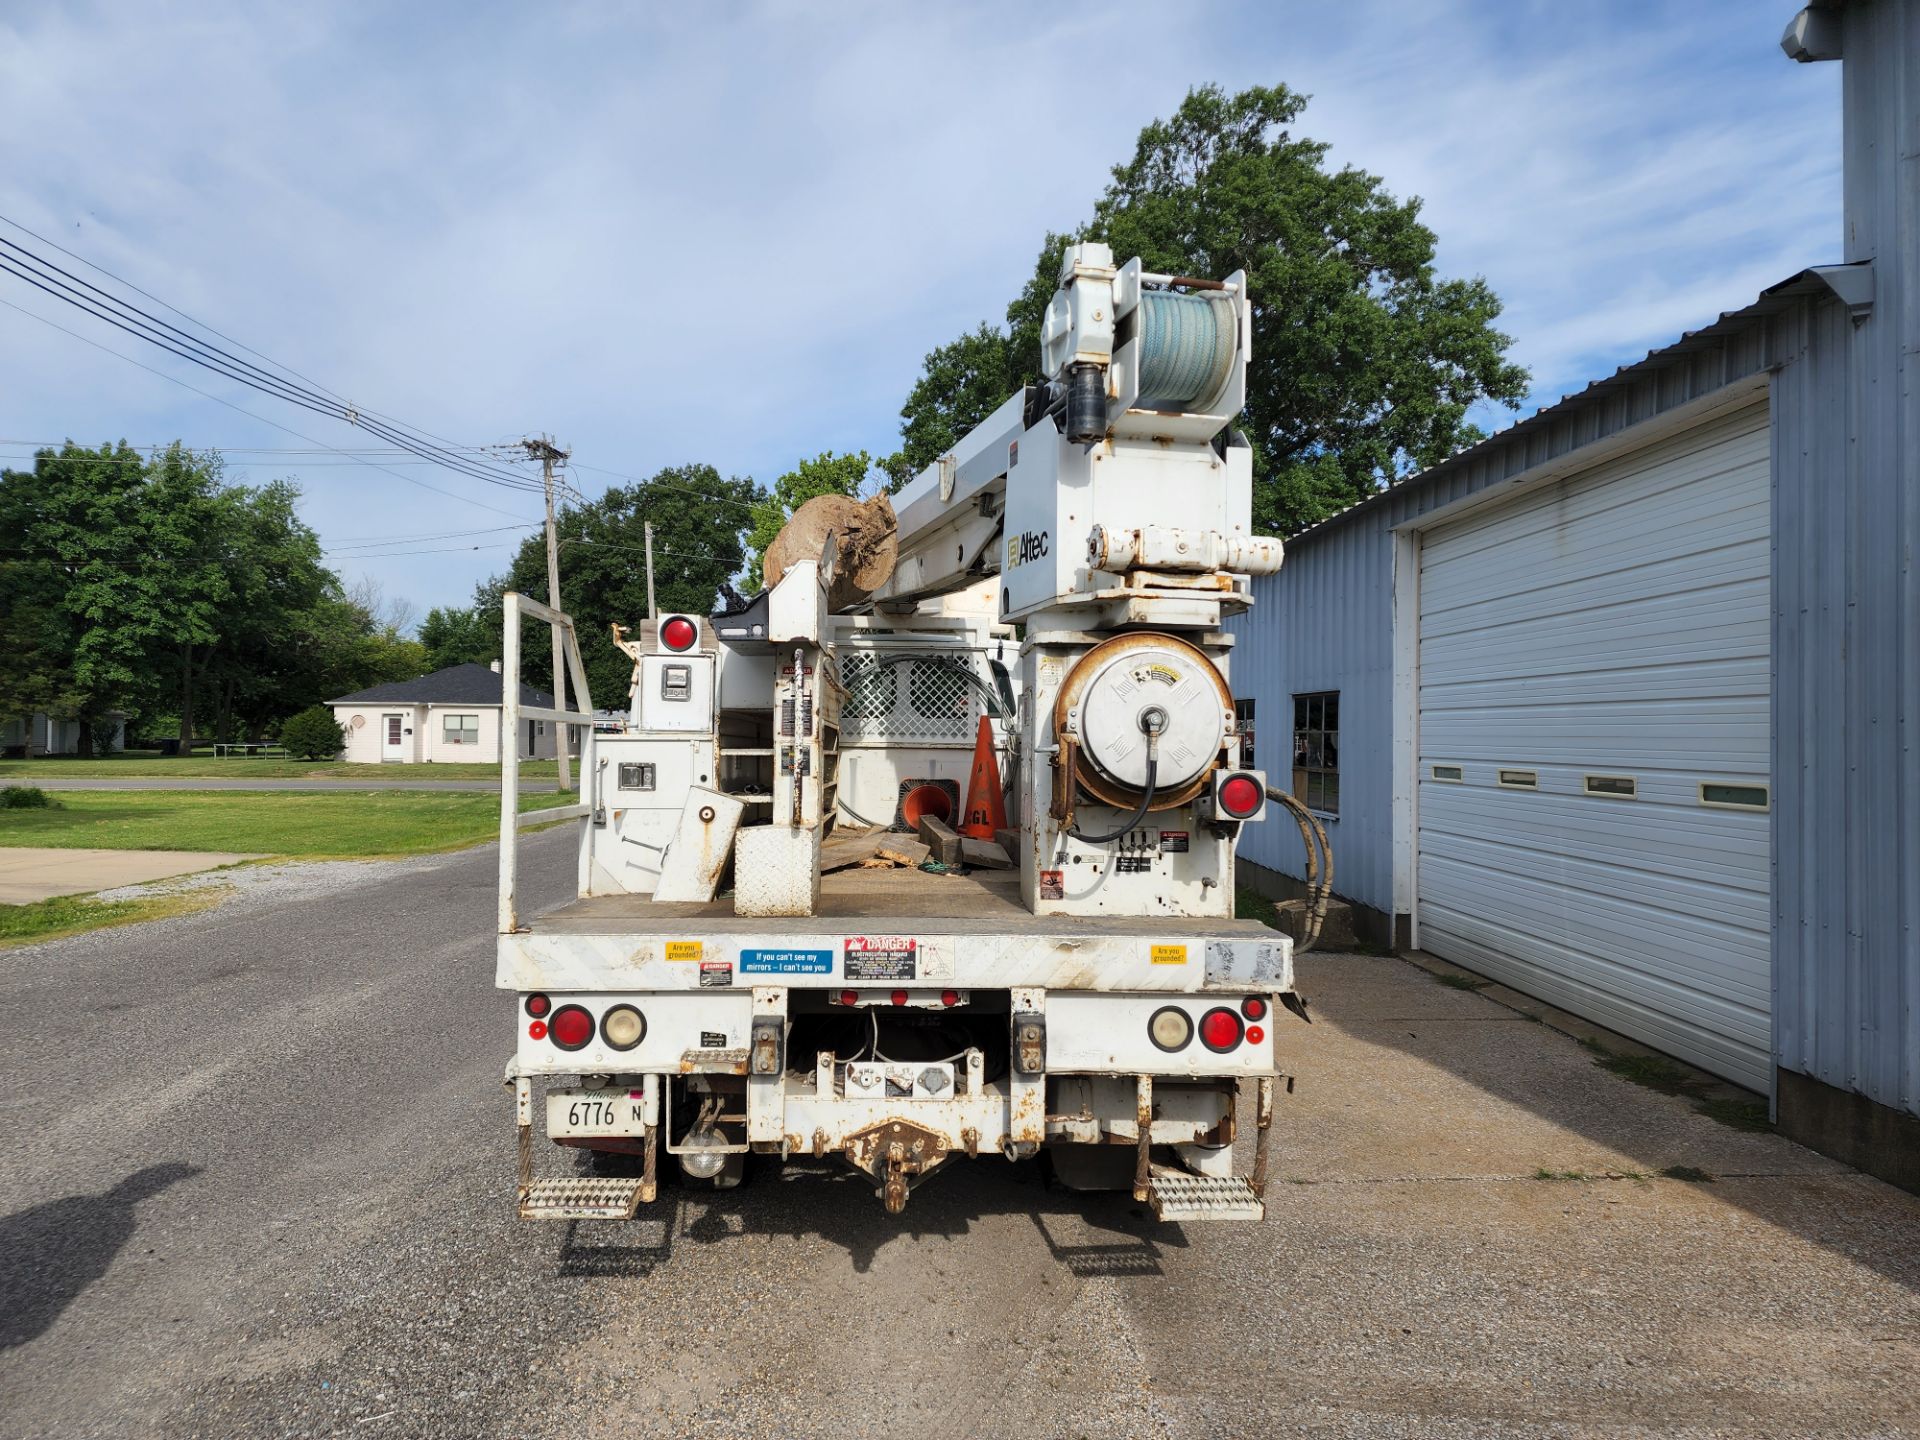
[279,706,347,762]
[1,785,59,809]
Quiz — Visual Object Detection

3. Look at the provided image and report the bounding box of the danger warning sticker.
[844,935,917,982]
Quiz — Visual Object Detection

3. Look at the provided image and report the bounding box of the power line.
[0,246,546,495]
[0,214,546,493]
[567,460,772,517]
[0,295,536,522]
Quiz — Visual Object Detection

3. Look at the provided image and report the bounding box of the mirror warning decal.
[665,940,703,961]
[1151,944,1188,966]
[844,936,917,982]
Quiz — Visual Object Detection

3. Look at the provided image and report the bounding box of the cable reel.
[1050,632,1235,838]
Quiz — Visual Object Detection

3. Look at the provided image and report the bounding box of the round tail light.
[890,990,908,1007]
[661,615,698,652]
[1218,773,1264,819]
[601,1004,646,1051]
[1241,996,1268,1021]
[837,989,857,1007]
[548,1004,594,1051]
[940,989,961,1007]
[1198,1007,1244,1053]
[1148,1006,1193,1052]
[524,993,551,1019]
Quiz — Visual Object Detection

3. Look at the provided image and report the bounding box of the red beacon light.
[659,615,699,653]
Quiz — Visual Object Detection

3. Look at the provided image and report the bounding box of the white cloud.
[0,0,1839,614]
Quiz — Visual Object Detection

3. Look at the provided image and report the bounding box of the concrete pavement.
[0,847,266,903]
[23,776,560,792]
[0,830,1914,1438]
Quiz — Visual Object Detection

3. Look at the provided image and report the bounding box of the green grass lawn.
[0,753,564,781]
[0,788,579,858]
[0,889,223,948]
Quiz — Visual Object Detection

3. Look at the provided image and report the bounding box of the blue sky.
[0,2,1840,622]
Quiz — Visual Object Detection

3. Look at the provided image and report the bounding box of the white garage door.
[1416,403,1772,1091]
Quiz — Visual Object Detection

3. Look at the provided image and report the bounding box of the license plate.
[546,1089,648,1138]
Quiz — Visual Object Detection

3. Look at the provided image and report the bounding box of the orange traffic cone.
[958,714,1008,839]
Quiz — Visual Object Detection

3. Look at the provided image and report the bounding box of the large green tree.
[743,450,878,590]
[1,443,429,751]
[893,84,1529,535]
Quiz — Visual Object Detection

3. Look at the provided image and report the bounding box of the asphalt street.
[2,827,1916,1439]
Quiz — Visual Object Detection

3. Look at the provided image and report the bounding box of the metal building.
[1230,0,1917,1192]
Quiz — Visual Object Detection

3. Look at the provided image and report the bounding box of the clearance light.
[548,1004,594,1052]
[835,990,858,1007]
[1217,773,1264,820]
[1241,996,1268,1021]
[1246,1025,1265,1045]
[524,993,551,1019]
[890,990,908,1007]
[601,1004,646,1051]
[527,1020,548,1041]
[1198,1007,1244,1053]
[660,615,698,652]
[1148,1006,1194,1053]
[940,989,961,1008]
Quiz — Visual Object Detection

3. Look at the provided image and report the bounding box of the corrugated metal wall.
[1772,0,1918,1121]
[1232,272,1917,1118]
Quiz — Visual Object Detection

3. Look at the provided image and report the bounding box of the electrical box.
[637,654,714,732]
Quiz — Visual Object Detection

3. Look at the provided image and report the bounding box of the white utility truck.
[495,244,1315,1221]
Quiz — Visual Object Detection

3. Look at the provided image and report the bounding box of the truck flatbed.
[531,866,1275,938]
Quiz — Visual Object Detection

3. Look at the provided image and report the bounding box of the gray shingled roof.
[328,663,554,708]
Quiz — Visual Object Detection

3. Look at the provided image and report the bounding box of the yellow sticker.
[1150,944,1188,966]
[665,940,703,962]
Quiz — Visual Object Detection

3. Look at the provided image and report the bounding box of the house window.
[1291,691,1339,815]
[442,713,479,746]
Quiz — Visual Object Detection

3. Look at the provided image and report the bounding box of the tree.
[278,704,346,761]
[894,85,1529,535]
[743,450,879,590]
[420,587,502,672]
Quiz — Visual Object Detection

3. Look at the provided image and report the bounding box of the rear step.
[1147,1173,1265,1222]
[518,1178,646,1221]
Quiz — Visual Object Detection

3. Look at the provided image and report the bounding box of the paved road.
[2,831,1915,1438]
[23,777,559,793]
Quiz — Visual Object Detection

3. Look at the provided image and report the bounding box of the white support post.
[499,591,523,935]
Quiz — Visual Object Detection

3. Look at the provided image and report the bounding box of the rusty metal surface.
[1049,631,1233,812]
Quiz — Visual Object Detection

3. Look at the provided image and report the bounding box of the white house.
[329,663,561,764]
[1,712,126,757]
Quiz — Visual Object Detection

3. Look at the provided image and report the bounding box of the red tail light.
[836,989,857,1006]
[890,990,908,1007]
[1218,773,1264,819]
[524,993,551,1019]
[1241,996,1268,1021]
[548,1004,594,1051]
[660,615,697,652]
[1198,1007,1244,1053]
[940,989,961,1007]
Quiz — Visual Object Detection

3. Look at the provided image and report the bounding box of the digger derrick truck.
[496,243,1316,1222]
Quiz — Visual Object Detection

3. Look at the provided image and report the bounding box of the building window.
[442,713,479,746]
[1235,698,1256,769]
[1291,691,1339,815]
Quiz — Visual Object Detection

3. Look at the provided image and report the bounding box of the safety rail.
[498,590,598,935]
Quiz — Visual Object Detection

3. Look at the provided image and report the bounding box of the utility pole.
[644,521,657,620]
[522,436,572,794]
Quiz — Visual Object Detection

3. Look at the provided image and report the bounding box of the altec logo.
[1007,530,1050,568]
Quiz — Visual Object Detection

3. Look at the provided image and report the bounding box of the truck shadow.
[0,1162,200,1351]
[552,1155,1182,1278]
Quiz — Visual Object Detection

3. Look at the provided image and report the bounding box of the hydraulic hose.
[1067,754,1158,844]
[1266,784,1334,953]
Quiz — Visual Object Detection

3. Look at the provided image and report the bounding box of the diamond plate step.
[519,1178,645,1221]
[1147,1174,1265,1222]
